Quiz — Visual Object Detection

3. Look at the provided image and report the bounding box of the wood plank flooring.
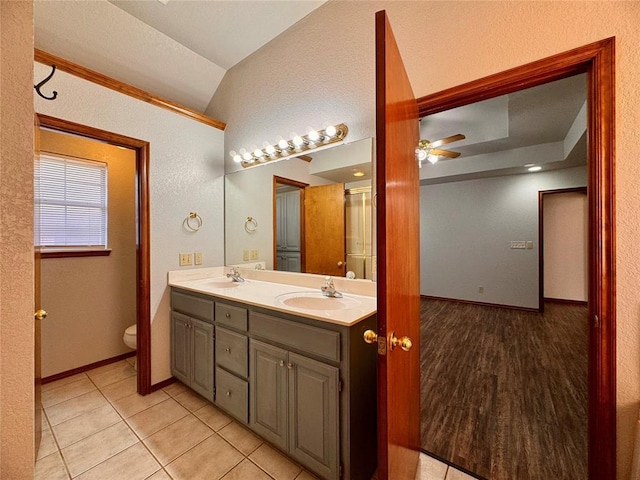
[420,299,588,480]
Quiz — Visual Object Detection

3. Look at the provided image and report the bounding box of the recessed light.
[353,171,365,177]
[524,163,535,167]
[528,166,542,172]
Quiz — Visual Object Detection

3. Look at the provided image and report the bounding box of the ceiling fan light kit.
[416,133,465,167]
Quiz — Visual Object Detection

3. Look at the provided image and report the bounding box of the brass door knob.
[390,332,412,352]
[337,261,344,267]
[363,329,378,344]
[34,309,47,321]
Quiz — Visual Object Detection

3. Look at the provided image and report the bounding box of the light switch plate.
[243,250,250,261]
[179,252,193,266]
[250,249,258,260]
[194,252,203,265]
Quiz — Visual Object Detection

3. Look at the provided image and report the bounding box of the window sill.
[39,249,112,259]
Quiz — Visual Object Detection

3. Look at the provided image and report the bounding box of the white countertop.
[168,266,377,326]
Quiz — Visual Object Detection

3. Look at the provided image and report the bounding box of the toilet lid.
[125,325,137,336]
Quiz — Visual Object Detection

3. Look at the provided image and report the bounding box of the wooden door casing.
[375,10,421,480]
[34,114,43,459]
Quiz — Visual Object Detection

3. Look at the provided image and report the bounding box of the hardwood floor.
[420,299,588,480]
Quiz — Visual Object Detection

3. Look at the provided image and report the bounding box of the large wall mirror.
[225,137,374,279]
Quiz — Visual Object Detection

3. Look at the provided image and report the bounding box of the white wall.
[34,62,226,384]
[420,167,587,309]
[208,4,640,475]
[543,191,588,302]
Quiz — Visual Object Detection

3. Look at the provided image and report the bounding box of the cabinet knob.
[225,347,231,353]
[279,360,285,367]
[287,362,293,369]
[225,313,231,318]
[226,391,231,397]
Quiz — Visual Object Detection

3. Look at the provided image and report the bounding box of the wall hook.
[34,65,58,100]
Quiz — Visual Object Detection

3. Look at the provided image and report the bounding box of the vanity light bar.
[229,124,348,169]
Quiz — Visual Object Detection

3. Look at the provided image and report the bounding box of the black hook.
[34,65,58,101]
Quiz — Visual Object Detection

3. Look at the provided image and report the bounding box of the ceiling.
[34,0,326,112]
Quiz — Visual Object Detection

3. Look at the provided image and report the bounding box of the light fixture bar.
[229,124,348,169]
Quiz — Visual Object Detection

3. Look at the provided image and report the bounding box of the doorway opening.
[36,114,152,395]
[415,38,615,479]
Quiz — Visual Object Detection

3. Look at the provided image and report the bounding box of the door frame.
[416,38,616,478]
[36,114,152,395]
[538,187,588,312]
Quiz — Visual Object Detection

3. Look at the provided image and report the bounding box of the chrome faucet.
[321,276,342,298]
[226,266,245,282]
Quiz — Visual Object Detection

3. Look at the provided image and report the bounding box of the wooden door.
[34,115,43,459]
[304,183,346,276]
[374,10,421,480]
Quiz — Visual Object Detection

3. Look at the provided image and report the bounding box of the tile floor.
[35,358,474,480]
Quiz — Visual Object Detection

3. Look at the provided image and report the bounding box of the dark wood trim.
[420,295,539,313]
[42,351,135,384]
[416,37,616,480]
[538,187,588,313]
[34,49,226,132]
[150,376,176,392]
[273,176,308,272]
[36,114,153,397]
[545,297,588,306]
[40,249,111,259]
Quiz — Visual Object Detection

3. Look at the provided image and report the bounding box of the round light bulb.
[325,125,337,137]
[416,148,427,162]
[233,154,242,163]
[242,151,252,161]
[292,133,304,147]
[277,137,289,150]
[265,144,276,155]
[254,148,264,157]
[307,128,320,142]
[427,154,439,164]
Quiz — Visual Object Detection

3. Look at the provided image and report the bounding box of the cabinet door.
[250,339,288,450]
[191,318,214,401]
[171,312,191,386]
[288,352,340,479]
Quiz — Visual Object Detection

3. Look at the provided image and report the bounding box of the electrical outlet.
[243,250,250,261]
[179,252,193,266]
[478,286,484,294]
[250,249,259,260]
[194,252,203,265]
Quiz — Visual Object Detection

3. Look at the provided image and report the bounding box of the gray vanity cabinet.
[170,312,214,401]
[250,340,340,480]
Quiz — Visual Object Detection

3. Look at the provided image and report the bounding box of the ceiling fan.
[416,133,466,167]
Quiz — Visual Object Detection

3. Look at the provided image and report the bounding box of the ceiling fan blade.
[431,148,461,158]
[429,133,465,148]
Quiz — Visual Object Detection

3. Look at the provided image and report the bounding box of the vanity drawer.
[215,367,248,423]
[216,303,248,331]
[171,290,214,323]
[216,326,248,378]
[250,312,340,362]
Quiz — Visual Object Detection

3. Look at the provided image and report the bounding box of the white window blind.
[34,154,108,248]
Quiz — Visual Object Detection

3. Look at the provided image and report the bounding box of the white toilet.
[123,324,137,369]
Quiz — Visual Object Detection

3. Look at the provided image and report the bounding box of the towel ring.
[244,216,258,233]
[185,212,203,232]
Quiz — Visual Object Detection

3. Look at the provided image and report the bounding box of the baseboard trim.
[544,297,588,306]
[42,351,136,384]
[151,377,176,392]
[421,295,539,313]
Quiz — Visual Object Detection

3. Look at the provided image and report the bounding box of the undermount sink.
[276,291,361,311]
[193,277,241,289]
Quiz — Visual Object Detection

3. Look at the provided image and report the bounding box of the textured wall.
[39,131,137,377]
[209,1,640,476]
[0,1,35,477]
[34,63,226,384]
[421,167,587,308]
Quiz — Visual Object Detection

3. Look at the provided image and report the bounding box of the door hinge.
[339,464,343,478]
[594,314,599,328]
[338,379,343,392]
[213,386,216,397]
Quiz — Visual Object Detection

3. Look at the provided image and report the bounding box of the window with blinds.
[34,154,108,248]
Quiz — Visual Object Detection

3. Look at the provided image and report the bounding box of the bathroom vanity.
[168,268,377,480]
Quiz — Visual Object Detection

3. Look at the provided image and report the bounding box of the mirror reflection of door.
[274,178,306,272]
